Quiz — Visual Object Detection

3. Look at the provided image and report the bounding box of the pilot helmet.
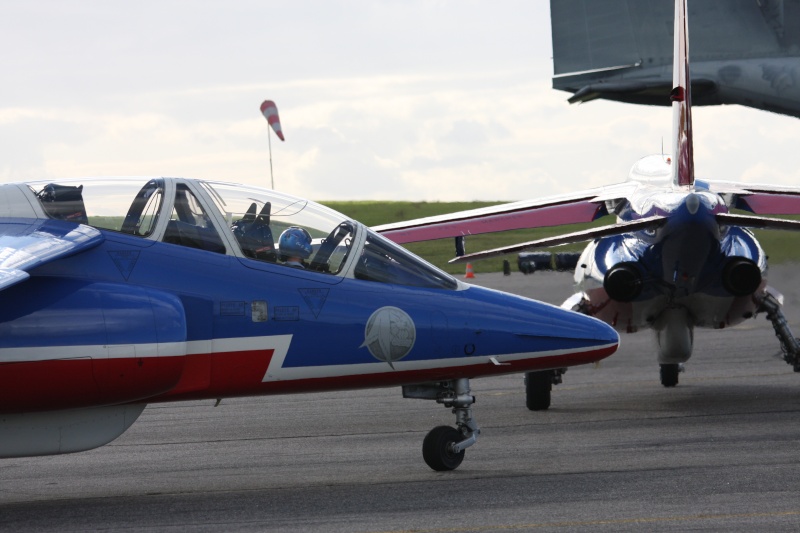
[278,226,313,259]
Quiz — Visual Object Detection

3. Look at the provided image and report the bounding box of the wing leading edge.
[449,215,667,264]
[0,219,104,290]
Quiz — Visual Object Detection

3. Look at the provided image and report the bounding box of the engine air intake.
[722,258,761,297]
[604,262,643,302]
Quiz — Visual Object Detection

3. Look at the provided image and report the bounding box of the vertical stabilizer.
[670,0,694,188]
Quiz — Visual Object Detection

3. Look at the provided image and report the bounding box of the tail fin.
[670,0,694,188]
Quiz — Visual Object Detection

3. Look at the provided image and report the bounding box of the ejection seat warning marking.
[298,288,329,318]
[251,301,268,322]
[221,301,246,316]
[109,250,140,280]
[274,306,300,321]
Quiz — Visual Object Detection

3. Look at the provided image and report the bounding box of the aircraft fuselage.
[0,177,618,460]
[573,156,766,343]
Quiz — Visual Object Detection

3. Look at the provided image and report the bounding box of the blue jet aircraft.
[375,0,800,411]
[0,176,618,470]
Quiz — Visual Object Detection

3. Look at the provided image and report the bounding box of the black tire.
[422,426,465,471]
[525,371,552,411]
[660,364,680,387]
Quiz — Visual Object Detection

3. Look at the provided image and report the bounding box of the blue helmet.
[278,226,313,259]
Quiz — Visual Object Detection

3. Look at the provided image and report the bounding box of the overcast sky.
[2,1,799,202]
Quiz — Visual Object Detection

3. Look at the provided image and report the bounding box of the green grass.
[322,201,800,275]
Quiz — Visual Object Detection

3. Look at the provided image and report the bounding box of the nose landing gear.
[403,378,480,471]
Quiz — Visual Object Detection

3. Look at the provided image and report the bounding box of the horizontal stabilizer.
[716,213,800,232]
[450,215,666,264]
[0,218,104,290]
[567,79,716,105]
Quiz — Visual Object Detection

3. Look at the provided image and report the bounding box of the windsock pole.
[267,128,274,190]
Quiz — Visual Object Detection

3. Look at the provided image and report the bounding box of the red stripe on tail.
[671,0,694,188]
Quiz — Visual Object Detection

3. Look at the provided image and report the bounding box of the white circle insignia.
[361,306,416,365]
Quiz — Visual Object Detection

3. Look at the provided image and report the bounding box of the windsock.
[260,100,285,141]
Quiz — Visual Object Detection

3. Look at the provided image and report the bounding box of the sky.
[2,1,799,202]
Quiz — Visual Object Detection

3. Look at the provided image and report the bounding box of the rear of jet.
[0,177,617,471]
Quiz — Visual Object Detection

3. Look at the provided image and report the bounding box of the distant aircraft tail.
[670,0,694,188]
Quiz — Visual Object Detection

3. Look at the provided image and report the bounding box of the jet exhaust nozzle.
[722,258,761,297]
[604,262,643,302]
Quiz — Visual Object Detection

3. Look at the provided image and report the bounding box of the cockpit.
[16,177,457,290]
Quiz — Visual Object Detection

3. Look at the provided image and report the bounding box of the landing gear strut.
[403,378,480,471]
[524,369,566,410]
[756,291,800,371]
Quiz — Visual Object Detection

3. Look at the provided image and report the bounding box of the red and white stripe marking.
[260,100,285,141]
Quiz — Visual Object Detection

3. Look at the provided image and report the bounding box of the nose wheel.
[422,426,465,471]
[403,378,480,471]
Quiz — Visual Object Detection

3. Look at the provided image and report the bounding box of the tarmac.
[3,266,800,532]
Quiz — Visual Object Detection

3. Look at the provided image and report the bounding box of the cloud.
[2,2,800,203]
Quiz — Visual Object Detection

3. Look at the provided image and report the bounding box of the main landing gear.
[524,369,566,410]
[659,363,684,387]
[756,291,800,371]
[403,378,480,471]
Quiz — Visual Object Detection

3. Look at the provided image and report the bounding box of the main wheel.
[525,371,552,411]
[660,364,680,387]
[422,426,465,471]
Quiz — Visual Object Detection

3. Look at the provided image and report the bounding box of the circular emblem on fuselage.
[361,306,416,366]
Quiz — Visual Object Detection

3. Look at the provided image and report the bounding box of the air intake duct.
[722,258,761,297]
[603,262,643,302]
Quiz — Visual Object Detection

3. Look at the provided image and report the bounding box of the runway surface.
[4,267,800,532]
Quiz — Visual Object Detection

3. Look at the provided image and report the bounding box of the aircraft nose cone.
[461,285,619,365]
[512,300,620,366]
[546,303,620,345]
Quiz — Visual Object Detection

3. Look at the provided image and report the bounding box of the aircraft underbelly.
[581,285,760,333]
[0,404,146,458]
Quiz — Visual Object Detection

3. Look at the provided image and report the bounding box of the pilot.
[278,226,313,268]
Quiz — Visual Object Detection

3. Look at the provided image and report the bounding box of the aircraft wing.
[717,213,800,232]
[702,179,800,215]
[374,182,637,245]
[566,79,718,106]
[550,0,800,118]
[449,215,667,264]
[0,218,104,290]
